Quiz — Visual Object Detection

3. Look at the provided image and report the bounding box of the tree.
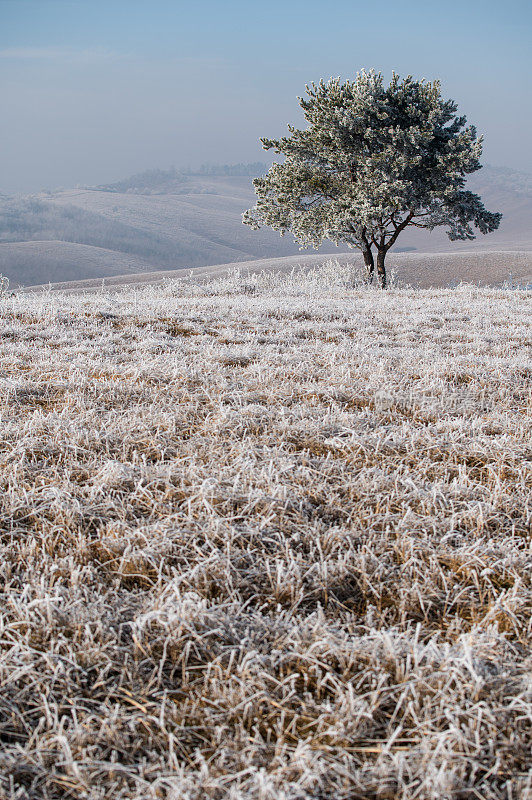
[243,70,502,288]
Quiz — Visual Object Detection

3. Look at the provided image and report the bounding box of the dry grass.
[0,264,531,799]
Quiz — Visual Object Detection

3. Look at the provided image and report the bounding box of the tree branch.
[384,210,415,250]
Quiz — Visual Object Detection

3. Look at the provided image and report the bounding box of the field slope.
[20,248,532,293]
[0,268,530,799]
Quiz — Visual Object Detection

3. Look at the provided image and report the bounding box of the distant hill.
[0,241,153,286]
[1,163,531,287]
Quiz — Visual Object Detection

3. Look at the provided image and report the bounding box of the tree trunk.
[363,248,374,283]
[376,249,387,288]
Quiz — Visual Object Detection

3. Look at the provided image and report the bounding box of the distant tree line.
[98,163,268,194]
[183,162,268,176]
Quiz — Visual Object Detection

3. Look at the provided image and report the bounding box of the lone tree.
[243,70,502,287]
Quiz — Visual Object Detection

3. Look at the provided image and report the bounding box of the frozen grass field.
[0,264,531,799]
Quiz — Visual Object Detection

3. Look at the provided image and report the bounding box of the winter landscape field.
[0,263,530,799]
[2,164,532,289]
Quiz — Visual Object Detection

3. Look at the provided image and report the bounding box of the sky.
[0,0,531,193]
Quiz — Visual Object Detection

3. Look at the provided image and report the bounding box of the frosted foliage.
[244,70,502,287]
[0,271,531,799]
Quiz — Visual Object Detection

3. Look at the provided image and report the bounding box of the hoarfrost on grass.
[0,263,531,799]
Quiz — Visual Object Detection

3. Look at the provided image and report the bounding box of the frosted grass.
[0,265,530,799]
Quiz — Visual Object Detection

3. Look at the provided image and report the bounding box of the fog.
[1,0,531,193]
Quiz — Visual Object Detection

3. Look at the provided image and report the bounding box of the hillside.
[22,250,532,293]
[1,164,531,287]
[0,240,153,286]
[0,269,530,799]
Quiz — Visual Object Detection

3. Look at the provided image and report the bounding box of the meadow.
[0,263,530,799]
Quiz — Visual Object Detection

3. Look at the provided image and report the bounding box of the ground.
[0,263,530,799]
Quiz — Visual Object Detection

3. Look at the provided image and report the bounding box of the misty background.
[1,0,531,194]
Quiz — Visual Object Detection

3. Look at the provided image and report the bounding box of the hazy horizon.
[2,159,532,199]
[1,0,531,194]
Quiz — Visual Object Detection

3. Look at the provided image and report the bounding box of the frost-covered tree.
[243,71,502,287]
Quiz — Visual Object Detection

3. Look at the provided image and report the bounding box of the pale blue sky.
[1,0,531,192]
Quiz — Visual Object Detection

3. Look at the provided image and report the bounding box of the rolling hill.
[0,240,154,286]
[2,164,531,288]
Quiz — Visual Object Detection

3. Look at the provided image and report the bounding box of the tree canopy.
[243,70,502,287]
